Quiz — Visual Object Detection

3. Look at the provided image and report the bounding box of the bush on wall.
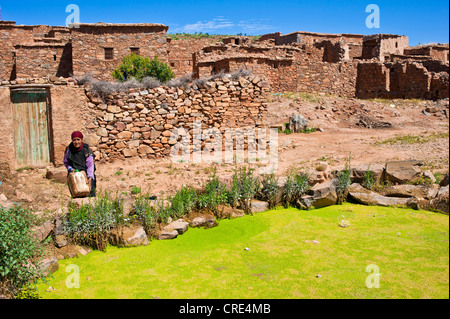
[112,53,175,83]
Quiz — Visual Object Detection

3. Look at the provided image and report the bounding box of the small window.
[53,55,57,61]
[130,47,140,55]
[395,42,398,48]
[170,62,176,67]
[104,48,114,60]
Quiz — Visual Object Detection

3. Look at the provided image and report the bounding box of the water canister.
[68,170,91,198]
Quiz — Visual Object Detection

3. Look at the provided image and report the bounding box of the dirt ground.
[1,93,448,216]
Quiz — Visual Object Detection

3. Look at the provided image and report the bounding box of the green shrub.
[134,194,157,235]
[170,186,197,219]
[131,187,142,195]
[363,166,375,190]
[282,170,311,208]
[63,192,125,251]
[336,156,352,205]
[196,174,228,215]
[112,54,175,83]
[231,167,259,214]
[0,206,46,299]
[259,174,279,209]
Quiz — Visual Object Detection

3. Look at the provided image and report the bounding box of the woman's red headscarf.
[71,131,84,151]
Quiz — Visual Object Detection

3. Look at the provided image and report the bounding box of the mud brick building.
[70,23,169,81]
[0,19,449,170]
[0,20,448,99]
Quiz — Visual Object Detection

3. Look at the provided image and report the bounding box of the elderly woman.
[63,131,96,197]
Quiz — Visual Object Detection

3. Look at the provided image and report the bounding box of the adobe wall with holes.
[70,24,169,81]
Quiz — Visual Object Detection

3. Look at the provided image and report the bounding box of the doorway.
[10,88,51,167]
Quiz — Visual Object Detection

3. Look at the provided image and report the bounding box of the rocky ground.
[0,93,448,218]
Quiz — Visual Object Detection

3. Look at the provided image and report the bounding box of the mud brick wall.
[0,23,71,81]
[71,24,169,81]
[82,75,269,162]
[168,36,223,77]
[430,72,450,100]
[356,62,389,98]
[13,43,72,78]
[297,61,358,97]
[356,61,449,99]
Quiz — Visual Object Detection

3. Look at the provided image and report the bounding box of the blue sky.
[0,0,448,45]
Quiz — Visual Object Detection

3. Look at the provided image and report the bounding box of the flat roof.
[69,22,168,31]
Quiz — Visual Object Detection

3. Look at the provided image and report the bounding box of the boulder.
[384,160,423,184]
[275,176,287,205]
[422,170,436,183]
[439,173,449,187]
[189,215,217,228]
[350,164,385,184]
[348,183,413,207]
[308,179,338,208]
[251,200,269,213]
[54,235,68,248]
[429,186,449,214]
[32,221,54,243]
[309,163,332,185]
[288,114,307,133]
[39,257,59,276]
[45,167,68,184]
[381,184,440,200]
[158,229,179,240]
[109,225,150,247]
[168,219,190,235]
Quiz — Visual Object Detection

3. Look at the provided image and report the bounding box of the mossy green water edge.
[37,203,449,299]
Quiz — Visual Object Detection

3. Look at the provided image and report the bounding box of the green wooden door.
[11,89,51,166]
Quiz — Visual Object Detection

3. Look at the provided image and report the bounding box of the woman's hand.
[87,178,92,190]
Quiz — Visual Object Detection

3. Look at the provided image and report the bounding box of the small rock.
[158,229,179,240]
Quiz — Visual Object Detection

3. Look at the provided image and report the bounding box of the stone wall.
[356,61,449,99]
[0,74,269,168]
[297,61,358,97]
[81,74,269,162]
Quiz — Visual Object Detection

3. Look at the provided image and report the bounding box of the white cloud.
[172,17,275,35]
[237,19,274,33]
[177,17,235,33]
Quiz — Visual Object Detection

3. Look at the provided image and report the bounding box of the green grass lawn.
[37,203,449,299]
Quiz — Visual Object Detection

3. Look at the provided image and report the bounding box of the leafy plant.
[196,173,228,215]
[63,192,125,251]
[231,167,259,214]
[282,170,311,208]
[259,174,279,209]
[170,186,197,219]
[112,54,175,83]
[131,187,142,195]
[363,166,375,190]
[336,156,352,205]
[0,206,46,299]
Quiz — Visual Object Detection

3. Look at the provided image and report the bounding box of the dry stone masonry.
[83,74,269,161]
